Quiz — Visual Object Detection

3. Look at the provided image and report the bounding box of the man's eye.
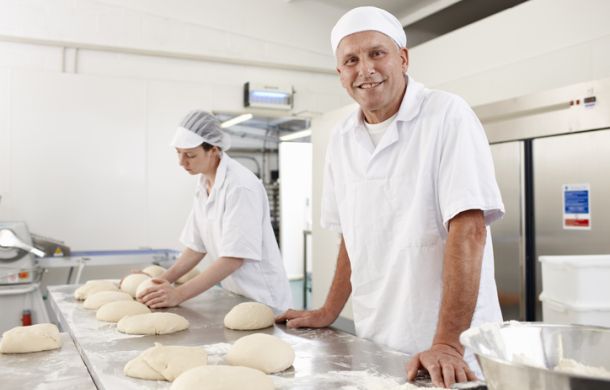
[372,50,383,57]
[345,57,357,65]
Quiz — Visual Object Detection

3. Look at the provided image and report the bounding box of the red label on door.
[564,218,590,227]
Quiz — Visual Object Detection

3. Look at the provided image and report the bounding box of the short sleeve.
[219,186,263,261]
[437,96,505,231]
[320,145,342,233]
[179,208,207,253]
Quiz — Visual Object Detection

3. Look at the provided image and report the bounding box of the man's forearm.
[433,210,486,353]
[162,247,205,283]
[175,256,243,302]
[321,237,352,321]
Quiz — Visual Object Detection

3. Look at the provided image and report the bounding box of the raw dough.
[142,265,166,278]
[176,267,199,284]
[83,291,133,310]
[74,280,118,300]
[124,343,207,381]
[96,300,151,322]
[117,312,189,335]
[170,365,273,390]
[224,302,274,330]
[0,323,61,354]
[224,333,294,373]
[135,278,159,299]
[120,273,151,297]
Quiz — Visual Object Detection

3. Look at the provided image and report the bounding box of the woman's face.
[176,145,220,176]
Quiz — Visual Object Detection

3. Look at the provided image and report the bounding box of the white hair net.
[171,110,231,151]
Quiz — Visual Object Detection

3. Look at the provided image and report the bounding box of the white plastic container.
[540,293,610,327]
[539,255,610,305]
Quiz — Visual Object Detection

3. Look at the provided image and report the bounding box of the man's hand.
[277,237,352,329]
[406,344,477,388]
[137,279,184,309]
[275,308,336,329]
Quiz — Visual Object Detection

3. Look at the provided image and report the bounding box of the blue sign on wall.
[564,189,589,213]
[563,184,591,230]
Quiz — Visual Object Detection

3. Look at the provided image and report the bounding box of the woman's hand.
[137,279,184,308]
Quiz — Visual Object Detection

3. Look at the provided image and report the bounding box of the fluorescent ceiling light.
[280,129,311,141]
[221,113,253,128]
[251,91,290,99]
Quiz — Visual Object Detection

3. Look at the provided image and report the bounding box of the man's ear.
[401,47,409,73]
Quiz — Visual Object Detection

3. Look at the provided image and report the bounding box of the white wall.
[409,0,610,106]
[0,0,343,70]
[310,0,610,321]
[0,1,353,253]
[8,71,148,249]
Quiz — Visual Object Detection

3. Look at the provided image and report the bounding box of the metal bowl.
[460,321,610,390]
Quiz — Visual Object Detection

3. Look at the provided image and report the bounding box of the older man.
[277,6,505,388]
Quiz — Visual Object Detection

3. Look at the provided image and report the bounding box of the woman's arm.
[160,247,206,283]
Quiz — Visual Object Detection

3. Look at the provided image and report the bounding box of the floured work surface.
[0,332,96,390]
[49,284,428,389]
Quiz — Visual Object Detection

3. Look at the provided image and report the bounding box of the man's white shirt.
[321,76,505,374]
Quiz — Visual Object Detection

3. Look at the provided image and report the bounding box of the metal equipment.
[0,220,179,332]
[475,77,610,321]
[0,222,45,284]
[0,221,49,332]
[461,322,610,390]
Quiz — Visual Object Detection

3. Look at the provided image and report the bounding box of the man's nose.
[357,58,375,76]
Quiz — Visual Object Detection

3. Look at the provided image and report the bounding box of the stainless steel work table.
[48,284,413,389]
[0,332,97,390]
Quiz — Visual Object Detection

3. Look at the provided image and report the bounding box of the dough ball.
[83,291,133,310]
[225,333,294,374]
[124,343,207,381]
[176,267,199,285]
[74,280,118,300]
[0,323,61,354]
[124,352,163,380]
[121,273,151,297]
[96,300,151,322]
[117,312,189,335]
[142,265,166,278]
[170,365,273,390]
[135,278,159,299]
[224,302,274,330]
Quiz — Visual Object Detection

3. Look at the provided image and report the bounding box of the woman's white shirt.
[180,154,292,310]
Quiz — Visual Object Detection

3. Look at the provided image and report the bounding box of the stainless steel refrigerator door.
[534,128,610,317]
[490,141,525,321]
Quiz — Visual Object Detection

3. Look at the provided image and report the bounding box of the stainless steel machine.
[0,221,181,333]
[475,77,610,321]
[0,221,48,331]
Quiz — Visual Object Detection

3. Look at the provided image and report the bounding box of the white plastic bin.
[540,293,610,327]
[539,255,610,305]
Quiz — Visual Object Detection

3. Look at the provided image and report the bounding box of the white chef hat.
[170,110,231,151]
[330,6,407,56]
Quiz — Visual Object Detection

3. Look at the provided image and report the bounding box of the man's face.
[336,31,408,122]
